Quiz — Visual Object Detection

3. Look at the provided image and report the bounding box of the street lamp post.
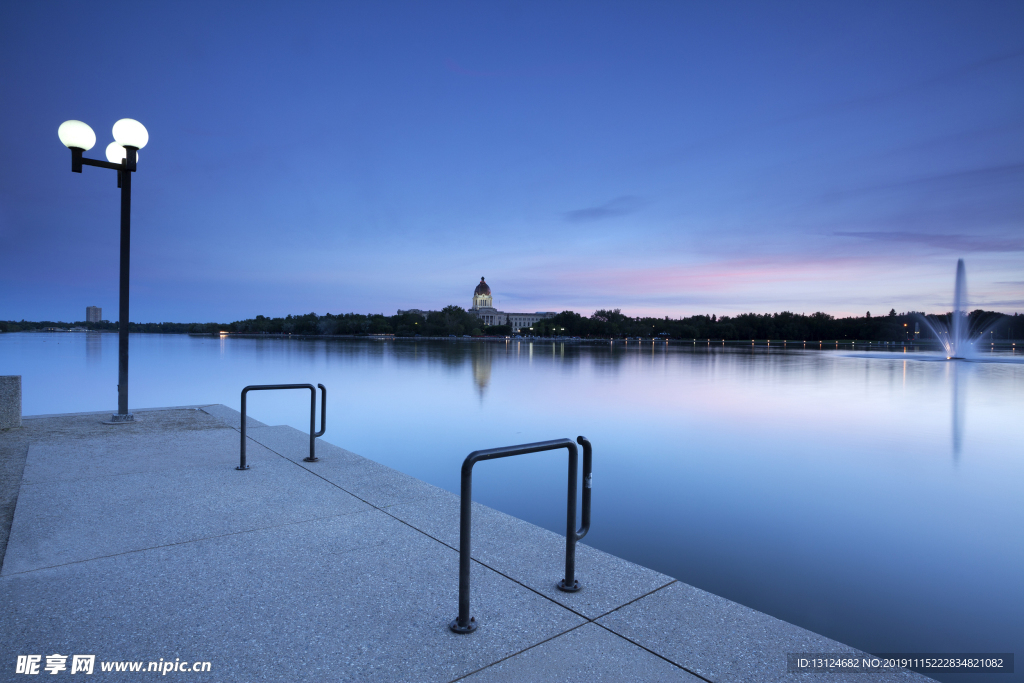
[58,119,149,423]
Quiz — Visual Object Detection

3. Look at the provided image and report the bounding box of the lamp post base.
[449,617,477,634]
[104,413,135,424]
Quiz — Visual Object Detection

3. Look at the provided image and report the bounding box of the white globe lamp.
[58,120,96,151]
[105,142,139,165]
[112,119,149,149]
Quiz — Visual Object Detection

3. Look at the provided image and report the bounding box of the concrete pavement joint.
[591,578,679,621]
[445,622,591,683]
[588,582,718,683]
[590,622,715,683]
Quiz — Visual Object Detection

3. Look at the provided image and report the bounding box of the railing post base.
[235,464,250,471]
[556,578,581,592]
[302,456,319,462]
[449,617,477,634]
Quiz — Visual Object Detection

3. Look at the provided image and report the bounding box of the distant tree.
[426,305,476,336]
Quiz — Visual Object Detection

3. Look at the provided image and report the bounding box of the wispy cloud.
[833,231,1024,252]
[797,49,1024,122]
[974,299,1024,307]
[564,195,645,223]
[816,163,1024,205]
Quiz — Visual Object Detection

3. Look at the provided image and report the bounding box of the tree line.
[3,307,1019,341]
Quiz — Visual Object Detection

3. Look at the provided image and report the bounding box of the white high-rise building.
[86,306,102,323]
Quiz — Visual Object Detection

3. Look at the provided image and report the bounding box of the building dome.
[474,277,491,297]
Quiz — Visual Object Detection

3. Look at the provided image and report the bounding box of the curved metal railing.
[237,383,326,470]
[450,435,592,633]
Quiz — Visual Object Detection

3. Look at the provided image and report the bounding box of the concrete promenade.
[0,406,928,682]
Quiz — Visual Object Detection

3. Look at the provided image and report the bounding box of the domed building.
[472,277,492,309]
[397,277,557,333]
[469,277,555,331]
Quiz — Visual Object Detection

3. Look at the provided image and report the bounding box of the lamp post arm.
[79,157,128,172]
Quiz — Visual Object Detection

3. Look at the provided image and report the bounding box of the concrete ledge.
[24,404,214,419]
[0,375,21,429]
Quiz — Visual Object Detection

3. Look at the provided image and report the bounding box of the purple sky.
[1,1,1021,322]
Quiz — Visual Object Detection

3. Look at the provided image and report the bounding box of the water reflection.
[85,332,103,366]
[951,362,964,463]
[471,343,492,399]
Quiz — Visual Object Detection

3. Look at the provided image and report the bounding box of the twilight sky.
[1,1,1022,323]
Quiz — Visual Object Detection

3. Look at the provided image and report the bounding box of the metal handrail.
[449,435,592,633]
[237,383,326,470]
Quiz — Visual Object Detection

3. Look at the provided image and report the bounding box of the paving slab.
[386,485,674,620]
[21,428,265,483]
[597,581,929,682]
[2,409,240,572]
[1,509,586,683]
[3,449,370,575]
[460,623,701,682]
[25,407,229,436]
[244,425,442,508]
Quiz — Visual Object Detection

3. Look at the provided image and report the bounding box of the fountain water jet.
[918,259,979,359]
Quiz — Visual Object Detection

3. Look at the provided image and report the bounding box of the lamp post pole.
[59,119,148,423]
[116,150,134,418]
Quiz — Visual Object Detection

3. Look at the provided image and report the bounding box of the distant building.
[395,308,436,318]
[468,277,555,331]
[397,278,557,332]
[86,306,101,323]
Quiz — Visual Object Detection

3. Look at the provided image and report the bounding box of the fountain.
[918,259,975,359]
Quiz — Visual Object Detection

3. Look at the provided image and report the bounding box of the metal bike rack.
[237,384,326,470]
[449,435,592,634]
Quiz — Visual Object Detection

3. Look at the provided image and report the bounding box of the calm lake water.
[3,332,1022,679]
